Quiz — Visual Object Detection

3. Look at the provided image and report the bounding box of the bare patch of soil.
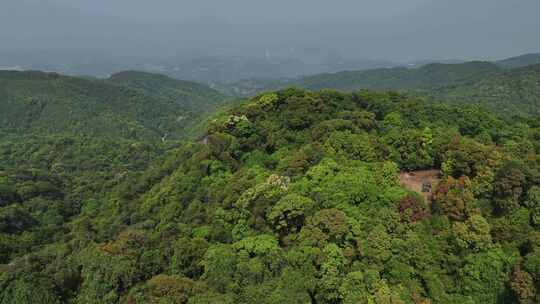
[399,170,441,201]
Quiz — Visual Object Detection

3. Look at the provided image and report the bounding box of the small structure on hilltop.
[422,180,432,193]
[399,170,441,201]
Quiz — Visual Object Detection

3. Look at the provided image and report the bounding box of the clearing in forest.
[399,170,441,201]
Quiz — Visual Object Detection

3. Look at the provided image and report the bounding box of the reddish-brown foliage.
[398,195,430,223]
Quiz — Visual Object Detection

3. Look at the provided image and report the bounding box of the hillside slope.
[0,71,227,140]
[108,71,226,112]
[496,53,540,69]
[426,63,540,115]
[298,61,500,91]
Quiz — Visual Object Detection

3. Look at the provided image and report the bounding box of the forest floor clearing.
[399,169,441,200]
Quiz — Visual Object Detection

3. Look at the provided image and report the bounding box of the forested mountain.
[214,61,501,98]
[2,88,540,303]
[496,53,540,69]
[0,70,227,141]
[209,78,293,98]
[108,71,225,111]
[298,61,500,91]
[425,63,540,116]
[219,59,540,116]
[0,69,230,281]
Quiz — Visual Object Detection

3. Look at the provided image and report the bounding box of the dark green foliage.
[0,272,62,304]
[108,71,225,111]
[427,64,540,116]
[493,161,527,214]
[108,71,228,139]
[0,70,227,141]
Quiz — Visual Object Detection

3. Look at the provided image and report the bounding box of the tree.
[398,194,430,223]
[369,280,405,304]
[362,224,393,264]
[379,161,400,188]
[324,130,379,162]
[200,245,238,293]
[384,128,434,170]
[170,237,209,279]
[299,209,350,246]
[0,205,34,234]
[267,194,314,237]
[317,244,346,303]
[124,275,207,304]
[493,161,526,214]
[511,265,536,304]
[457,248,514,303]
[337,110,376,130]
[0,273,61,304]
[452,214,492,252]
[526,186,540,226]
[278,144,323,177]
[433,176,477,221]
[339,271,368,304]
[381,112,404,132]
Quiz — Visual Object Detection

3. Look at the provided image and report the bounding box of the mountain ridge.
[216,57,540,116]
[496,53,540,69]
[0,70,228,141]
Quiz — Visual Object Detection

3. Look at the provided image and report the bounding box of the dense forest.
[2,76,540,303]
[423,64,540,116]
[0,70,227,141]
[218,58,540,117]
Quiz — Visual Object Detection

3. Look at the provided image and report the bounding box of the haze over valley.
[2,0,540,81]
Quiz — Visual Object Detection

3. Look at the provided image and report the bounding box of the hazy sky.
[1,0,539,61]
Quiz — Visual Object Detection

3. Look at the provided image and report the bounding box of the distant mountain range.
[495,53,540,69]
[298,61,500,91]
[1,52,539,134]
[0,50,403,82]
[423,63,540,115]
[2,50,540,85]
[216,53,540,116]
